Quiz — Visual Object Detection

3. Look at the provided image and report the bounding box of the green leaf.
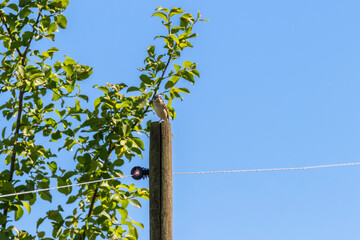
[181,13,195,24]
[17,65,25,78]
[0,214,6,225]
[39,191,52,202]
[62,65,74,76]
[65,83,75,94]
[94,97,101,110]
[147,45,155,57]
[129,225,139,239]
[140,74,152,84]
[52,91,61,101]
[37,217,47,229]
[129,199,141,208]
[178,87,190,94]
[173,64,181,72]
[66,195,77,204]
[182,71,195,84]
[168,34,179,44]
[47,210,63,222]
[37,232,45,238]
[55,15,67,29]
[41,15,51,28]
[131,220,144,229]
[122,124,130,136]
[168,107,176,119]
[15,205,24,221]
[93,205,104,215]
[44,33,55,41]
[19,0,31,7]
[169,7,184,17]
[5,155,11,165]
[64,55,76,65]
[22,201,31,213]
[165,76,180,89]
[78,136,89,144]
[55,109,66,117]
[48,22,58,34]
[117,207,128,220]
[127,86,139,92]
[188,33,198,39]
[48,47,59,53]
[78,94,89,101]
[190,69,200,78]
[51,130,62,141]
[47,161,57,174]
[1,127,6,139]
[35,97,43,108]
[19,8,32,18]
[171,26,183,34]
[152,12,168,22]
[7,3,18,12]
[132,138,145,150]
[182,60,193,68]
[57,178,72,195]
[155,6,169,13]
[98,147,108,161]
[113,159,124,167]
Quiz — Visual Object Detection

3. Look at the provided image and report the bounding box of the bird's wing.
[161,99,169,119]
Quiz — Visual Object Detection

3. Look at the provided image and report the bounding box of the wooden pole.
[149,121,173,240]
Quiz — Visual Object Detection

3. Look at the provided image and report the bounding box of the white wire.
[1,162,359,198]
[0,175,132,198]
[173,162,360,175]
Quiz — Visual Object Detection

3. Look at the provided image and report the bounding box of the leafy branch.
[78,7,207,239]
[0,2,206,239]
[21,9,42,65]
[0,13,22,57]
[1,7,43,230]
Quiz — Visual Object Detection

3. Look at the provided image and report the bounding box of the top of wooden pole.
[149,121,173,240]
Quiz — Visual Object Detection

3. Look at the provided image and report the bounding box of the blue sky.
[14,0,360,239]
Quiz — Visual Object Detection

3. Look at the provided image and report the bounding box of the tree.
[0,0,206,239]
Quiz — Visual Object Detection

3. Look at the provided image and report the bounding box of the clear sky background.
[14,0,360,239]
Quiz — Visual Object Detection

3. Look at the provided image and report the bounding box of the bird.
[153,94,169,121]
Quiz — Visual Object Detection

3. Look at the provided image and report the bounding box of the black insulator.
[131,166,149,180]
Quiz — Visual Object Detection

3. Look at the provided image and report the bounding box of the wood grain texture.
[149,121,173,240]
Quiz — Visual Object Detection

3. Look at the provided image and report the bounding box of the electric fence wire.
[173,162,360,175]
[1,161,360,198]
[0,175,133,198]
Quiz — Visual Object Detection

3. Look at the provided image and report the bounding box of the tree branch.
[2,89,25,229]
[8,90,25,182]
[21,10,42,65]
[1,10,42,230]
[131,54,172,130]
[82,143,113,239]
[82,54,172,239]
[0,15,23,58]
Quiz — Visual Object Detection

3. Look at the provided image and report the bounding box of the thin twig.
[130,54,172,130]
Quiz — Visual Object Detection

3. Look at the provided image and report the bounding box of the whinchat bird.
[153,95,169,121]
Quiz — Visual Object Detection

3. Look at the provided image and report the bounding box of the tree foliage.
[0,1,206,239]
